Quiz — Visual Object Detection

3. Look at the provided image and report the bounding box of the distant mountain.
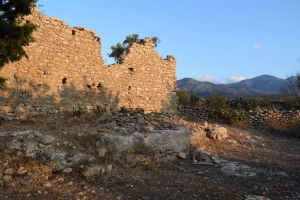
[226,75,288,93]
[176,75,291,99]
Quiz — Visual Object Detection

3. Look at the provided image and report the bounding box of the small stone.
[138,116,145,124]
[228,140,237,145]
[98,148,107,158]
[34,132,43,137]
[38,143,46,148]
[142,126,154,133]
[78,132,84,137]
[211,156,222,164]
[201,121,208,129]
[43,182,52,188]
[277,171,287,176]
[68,181,73,186]
[17,167,27,175]
[57,178,64,182]
[89,156,97,162]
[197,150,212,162]
[63,168,72,173]
[106,165,113,172]
[80,165,85,169]
[27,134,35,139]
[82,165,101,178]
[63,141,69,145]
[177,151,187,159]
[3,175,12,182]
[4,168,14,175]
[39,135,54,144]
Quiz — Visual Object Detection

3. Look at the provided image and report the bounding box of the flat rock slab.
[100,126,190,154]
[221,162,257,177]
[39,135,55,144]
[0,130,37,137]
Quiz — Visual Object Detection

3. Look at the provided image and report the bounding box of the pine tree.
[0,0,38,84]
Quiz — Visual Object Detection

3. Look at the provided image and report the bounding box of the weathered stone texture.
[179,106,300,126]
[0,7,178,118]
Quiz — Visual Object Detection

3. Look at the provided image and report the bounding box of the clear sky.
[37,0,300,84]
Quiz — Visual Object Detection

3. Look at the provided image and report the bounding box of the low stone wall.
[178,105,210,121]
[179,105,300,126]
[244,109,300,126]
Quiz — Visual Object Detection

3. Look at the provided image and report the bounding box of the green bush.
[206,93,229,116]
[108,34,160,63]
[177,90,203,107]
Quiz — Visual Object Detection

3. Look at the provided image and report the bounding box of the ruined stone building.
[0,7,178,118]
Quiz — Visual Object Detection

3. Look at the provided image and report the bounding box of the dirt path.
[0,116,299,200]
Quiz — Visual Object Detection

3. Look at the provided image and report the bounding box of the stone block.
[177,151,187,159]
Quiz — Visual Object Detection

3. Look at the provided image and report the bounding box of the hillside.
[227,75,288,92]
[176,75,291,99]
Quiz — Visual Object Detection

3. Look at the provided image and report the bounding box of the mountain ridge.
[176,75,291,99]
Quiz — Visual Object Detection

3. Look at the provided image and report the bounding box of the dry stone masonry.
[0,7,178,119]
[244,109,300,126]
[179,105,300,126]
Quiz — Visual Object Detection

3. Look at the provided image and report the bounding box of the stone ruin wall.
[179,105,300,127]
[0,7,178,119]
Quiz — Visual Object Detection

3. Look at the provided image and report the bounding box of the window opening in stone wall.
[128,86,131,90]
[62,77,67,84]
[97,83,102,90]
[94,37,100,42]
[72,30,76,35]
[43,70,48,76]
[128,67,134,75]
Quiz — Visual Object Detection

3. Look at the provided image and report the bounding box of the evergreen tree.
[0,0,37,84]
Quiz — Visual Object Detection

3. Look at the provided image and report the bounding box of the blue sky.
[37,0,300,83]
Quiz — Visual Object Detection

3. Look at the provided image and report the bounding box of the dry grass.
[10,155,53,176]
[266,118,300,138]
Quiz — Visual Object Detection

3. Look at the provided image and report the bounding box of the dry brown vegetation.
[265,118,300,138]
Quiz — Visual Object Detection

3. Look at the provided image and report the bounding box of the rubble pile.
[92,107,184,133]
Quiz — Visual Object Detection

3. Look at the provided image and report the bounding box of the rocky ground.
[0,111,299,200]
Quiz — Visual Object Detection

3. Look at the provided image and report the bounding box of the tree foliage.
[0,0,37,84]
[206,92,229,114]
[280,72,300,105]
[176,90,203,107]
[108,34,160,63]
[228,96,273,111]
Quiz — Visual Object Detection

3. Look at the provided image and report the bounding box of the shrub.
[177,90,203,107]
[206,92,229,117]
